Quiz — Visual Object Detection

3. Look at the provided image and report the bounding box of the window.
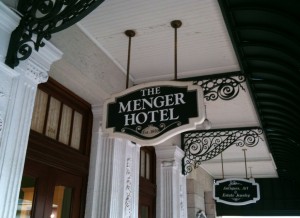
[30,78,92,153]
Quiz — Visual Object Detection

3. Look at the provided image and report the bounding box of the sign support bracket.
[181,127,264,175]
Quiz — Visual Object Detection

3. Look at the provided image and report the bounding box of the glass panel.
[31,90,48,133]
[58,105,72,145]
[146,153,150,180]
[16,176,36,218]
[141,205,149,218]
[45,97,61,139]
[140,150,145,178]
[70,111,82,150]
[51,186,72,218]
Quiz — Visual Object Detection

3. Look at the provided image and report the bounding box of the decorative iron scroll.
[182,127,263,175]
[193,73,246,101]
[5,0,105,68]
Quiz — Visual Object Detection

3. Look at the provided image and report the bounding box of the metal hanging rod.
[243,149,248,179]
[221,152,225,179]
[249,167,253,178]
[171,20,182,80]
[125,30,135,89]
[203,104,212,130]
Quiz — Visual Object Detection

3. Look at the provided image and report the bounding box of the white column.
[0,3,62,218]
[85,105,140,218]
[155,145,188,218]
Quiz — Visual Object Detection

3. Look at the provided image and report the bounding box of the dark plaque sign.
[103,81,204,145]
[213,178,260,206]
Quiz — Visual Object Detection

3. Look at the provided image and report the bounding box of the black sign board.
[103,81,204,145]
[213,178,260,206]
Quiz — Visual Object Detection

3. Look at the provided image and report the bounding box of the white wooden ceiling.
[47,0,277,179]
[78,0,239,83]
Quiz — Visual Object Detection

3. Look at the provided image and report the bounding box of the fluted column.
[155,145,188,218]
[85,105,140,218]
[0,3,62,217]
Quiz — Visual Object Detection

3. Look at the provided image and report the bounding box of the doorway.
[17,160,83,218]
[139,146,156,218]
[16,78,93,218]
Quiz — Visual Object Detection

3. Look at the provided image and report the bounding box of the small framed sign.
[102,81,205,145]
[213,178,260,206]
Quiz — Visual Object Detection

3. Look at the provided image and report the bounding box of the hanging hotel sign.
[102,81,205,145]
[213,178,260,206]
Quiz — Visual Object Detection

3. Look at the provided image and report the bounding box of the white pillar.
[85,105,140,218]
[155,145,188,218]
[0,3,62,218]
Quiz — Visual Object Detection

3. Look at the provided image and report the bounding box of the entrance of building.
[16,78,93,218]
[139,146,156,218]
[17,160,83,218]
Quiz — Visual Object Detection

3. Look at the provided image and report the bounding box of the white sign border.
[213,178,261,206]
[102,81,205,145]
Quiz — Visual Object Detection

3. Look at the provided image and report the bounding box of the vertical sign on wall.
[103,81,205,145]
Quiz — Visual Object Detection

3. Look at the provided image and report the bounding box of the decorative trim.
[162,160,176,167]
[124,158,132,218]
[188,72,246,101]
[182,127,263,175]
[5,0,105,68]
[0,76,9,139]
[0,86,5,97]
[179,185,184,218]
[155,145,185,161]
[22,61,48,83]
[0,113,3,136]
[0,2,20,62]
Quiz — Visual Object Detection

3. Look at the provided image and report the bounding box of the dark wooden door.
[16,78,92,218]
[17,159,83,218]
[139,147,156,218]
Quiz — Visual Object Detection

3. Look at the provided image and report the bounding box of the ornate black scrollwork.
[182,127,263,175]
[193,73,246,101]
[5,0,105,68]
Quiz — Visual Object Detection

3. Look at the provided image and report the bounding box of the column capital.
[0,2,19,62]
[92,104,103,131]
[0,2,63,84]
[155,145,184,161]
[15,40,63,84]
[92,104,103,119]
